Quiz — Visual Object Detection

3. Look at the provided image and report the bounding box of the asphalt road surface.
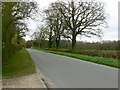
[27,49,118,88]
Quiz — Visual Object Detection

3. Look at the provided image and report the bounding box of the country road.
[27,49,118,88]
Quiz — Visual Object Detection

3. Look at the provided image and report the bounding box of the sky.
[24,0,119,42]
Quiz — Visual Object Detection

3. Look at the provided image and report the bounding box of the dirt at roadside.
[2,68,47,88]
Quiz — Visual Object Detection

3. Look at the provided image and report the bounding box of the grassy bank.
[33,48,119,68]
[3,48,35,78]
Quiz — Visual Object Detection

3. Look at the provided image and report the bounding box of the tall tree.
[44,3,65,48]
[43,8,55,48]
[56,0,107,49]
[50,3,65,48]
[2,2,17,62]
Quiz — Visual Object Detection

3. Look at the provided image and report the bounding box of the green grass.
[33,48,119,68]
[3,48,35,79]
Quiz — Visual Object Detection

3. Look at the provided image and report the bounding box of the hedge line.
[45,48,119,60]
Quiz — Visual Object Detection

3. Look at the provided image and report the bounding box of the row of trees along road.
[2,2,38,64]
[32,0,107,49]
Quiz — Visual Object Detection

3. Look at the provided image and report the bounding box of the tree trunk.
[56,35,60,49]
[49,35,52,49]
[72,34,76,49]
[49,37,52,48]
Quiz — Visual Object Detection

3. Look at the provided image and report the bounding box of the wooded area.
[2,2,38,64]
[31,0,107,49]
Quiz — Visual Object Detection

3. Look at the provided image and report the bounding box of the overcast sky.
[24,0,119,42]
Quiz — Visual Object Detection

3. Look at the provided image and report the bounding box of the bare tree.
[43,7,55,48]
[56,0,107,49]
[43,2,66,48]
[51,3,66,48]
[32,25,48,48]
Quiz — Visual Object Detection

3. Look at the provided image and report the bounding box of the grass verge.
[33,48,119,68]
[3,48,35,79]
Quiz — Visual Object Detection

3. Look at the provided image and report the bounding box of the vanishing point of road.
[27,49,118,88]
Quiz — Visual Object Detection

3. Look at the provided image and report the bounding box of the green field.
[3,48,35,79]
[33,48,119,68]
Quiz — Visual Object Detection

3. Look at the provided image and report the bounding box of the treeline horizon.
[26,39,120,59]
[26,39,120,50]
